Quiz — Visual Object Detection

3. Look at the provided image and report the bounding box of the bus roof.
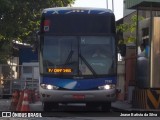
[42,7,113,15]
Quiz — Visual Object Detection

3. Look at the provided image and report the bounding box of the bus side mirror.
[118,44,126,57]
[32,31,40,52]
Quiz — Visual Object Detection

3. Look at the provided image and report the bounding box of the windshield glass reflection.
[41,36,116,77]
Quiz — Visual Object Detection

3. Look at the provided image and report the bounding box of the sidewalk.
[112,100,160,112]
[0,99,11,111]
[112,100,132,111]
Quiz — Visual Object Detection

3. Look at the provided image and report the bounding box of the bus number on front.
[105,80,112,84]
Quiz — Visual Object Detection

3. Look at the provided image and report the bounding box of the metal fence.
[0,64,39,97]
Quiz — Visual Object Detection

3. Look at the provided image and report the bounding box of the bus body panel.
[39,76,117,102]
[39,87,116,102]
[39,7,117,107]
[40,8,116,35]
[40,76,116,90]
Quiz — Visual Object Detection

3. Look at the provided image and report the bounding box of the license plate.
[73,94,85,99]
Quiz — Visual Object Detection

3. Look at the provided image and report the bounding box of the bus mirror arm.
[118,44,126,57]
[116,88,121,94]
[32,31,40,52]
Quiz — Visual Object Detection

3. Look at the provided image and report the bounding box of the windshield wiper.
[56,50,75,77]
[44,60,54,67]
[79,54,97,76]
[65,50,74,64]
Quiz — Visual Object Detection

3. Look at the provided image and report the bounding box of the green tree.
[117,15,144,44]
[0,0,75,63]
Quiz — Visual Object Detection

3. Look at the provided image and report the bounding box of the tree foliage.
[0,0,75,42]
[117,15,144,44]
[0,0,75,63]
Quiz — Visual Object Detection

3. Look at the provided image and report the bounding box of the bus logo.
[44,26,49,31]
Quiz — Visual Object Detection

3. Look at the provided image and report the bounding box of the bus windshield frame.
[40,35,116,78]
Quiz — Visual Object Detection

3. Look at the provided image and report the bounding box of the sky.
[72,0,124,21]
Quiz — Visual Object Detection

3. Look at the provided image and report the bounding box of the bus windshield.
[41,36,116,77]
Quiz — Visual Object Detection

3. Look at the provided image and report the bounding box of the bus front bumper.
[39,87,116,103]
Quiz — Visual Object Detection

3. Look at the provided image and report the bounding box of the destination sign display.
[48,68,72,73]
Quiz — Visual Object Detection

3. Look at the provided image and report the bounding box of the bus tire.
[86,102,100,111]
[101,102,111,112]
[52,102,59,110]
[43,102,52,111]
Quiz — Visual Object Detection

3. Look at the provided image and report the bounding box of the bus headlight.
[98,84,115,90]
[40,84,59,90]
[47,85,53,90]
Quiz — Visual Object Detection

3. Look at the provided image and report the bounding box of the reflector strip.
[44,20,50,26]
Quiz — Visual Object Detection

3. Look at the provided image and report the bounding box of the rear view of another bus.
[39,7,117,111]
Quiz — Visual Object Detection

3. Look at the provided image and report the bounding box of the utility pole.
[112,0,114,12]
[106,0,108,9]
[106,0,114,12]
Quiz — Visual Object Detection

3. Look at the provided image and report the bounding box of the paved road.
[0,99,160,120]
[29,102,120,117]
[0,99,11,111]
[0,99,120,118]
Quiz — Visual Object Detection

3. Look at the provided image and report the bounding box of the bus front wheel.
[43,102,52,111]
[86,102,100,111]
[43,102,58,111]
[101,102,111,112]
